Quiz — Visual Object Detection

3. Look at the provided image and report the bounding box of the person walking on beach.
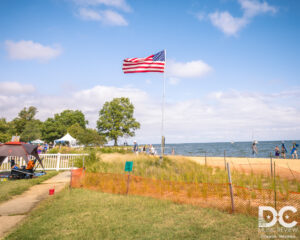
[274,146,280,159]
[252,141,258,157]
[281,142,287,159]
[291,142,298,159]
[133,140,139,155]
[149,144,155,155]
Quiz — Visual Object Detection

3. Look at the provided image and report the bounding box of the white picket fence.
[0,153,88,172]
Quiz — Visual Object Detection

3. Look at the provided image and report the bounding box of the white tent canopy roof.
[54,133,77,145]
[31,139,44,144]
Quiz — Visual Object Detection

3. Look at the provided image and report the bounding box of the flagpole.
[161,49,166,157]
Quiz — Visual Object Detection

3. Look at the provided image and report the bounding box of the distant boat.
[231,141,235,144]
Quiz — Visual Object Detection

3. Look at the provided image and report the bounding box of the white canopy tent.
[54,133,77,147]
[31,139,44,144]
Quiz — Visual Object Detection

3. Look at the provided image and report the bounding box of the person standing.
[133,140,139,155]
[252,141,258,157]
[281,142,287,159]
[274,146,280,159]
[291,142,298,159]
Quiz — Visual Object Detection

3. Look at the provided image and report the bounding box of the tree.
[79,128,107,146]
[97,97,140,146]
[10,106,38,135]
[20,120,42,142]
[0,118,11,143]
[68,123,107,146]
[42,110,88,142]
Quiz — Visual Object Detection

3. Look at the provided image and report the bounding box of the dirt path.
[0,171,70,239]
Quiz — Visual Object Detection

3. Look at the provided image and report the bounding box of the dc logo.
[258,206,297,228]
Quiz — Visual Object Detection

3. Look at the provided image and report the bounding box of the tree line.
[0,97,140,146]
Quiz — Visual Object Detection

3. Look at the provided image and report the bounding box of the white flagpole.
[161,49,166,157]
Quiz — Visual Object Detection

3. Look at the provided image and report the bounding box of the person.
[26,160,35,171]
[281,142,287,159]
[252,141,258,157]
[133,140,139,155]
[274,146,280,159]
[171,148,175,155]
[149,144,155,155]
[142,145,146,153]
[291,142,298,159]
[37,144,43,154]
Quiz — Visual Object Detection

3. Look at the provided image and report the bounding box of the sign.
[124,161,133,172]
[258,206,297,228]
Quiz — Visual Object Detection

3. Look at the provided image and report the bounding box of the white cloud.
[79,8,102,20]
[74,0,131,12]
[102,10,128,26]
[167,60,212,78]
[1,83,299,143]
[78,8,128,25]
[239,0,277,17]
[5,40,61,61]
[0,82,35,95]
[207,0,277,36]
[168,77,180,85]
[209,11,248,36]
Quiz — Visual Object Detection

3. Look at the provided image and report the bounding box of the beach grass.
[5,188,260,240]
[0,171,58,203]
[78,152,299,193]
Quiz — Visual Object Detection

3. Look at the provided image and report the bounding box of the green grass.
[5,188,261,240]
[0,171,59,203]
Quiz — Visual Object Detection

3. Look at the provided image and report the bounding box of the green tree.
[97,97,140,146]
[67,123,84,140]
[68,123,107,146]
[20,120,42,142]
[0,118,11,143]
[42,110,88,143]
[79,128,107,146]
[10,106,38,135]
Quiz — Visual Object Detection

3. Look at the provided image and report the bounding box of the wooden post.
[270,152,273,178]
[126,173,131,195]
[224,150,227,170]
[227,162,235,213]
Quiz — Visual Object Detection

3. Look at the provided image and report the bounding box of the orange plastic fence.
[71,169,300,224]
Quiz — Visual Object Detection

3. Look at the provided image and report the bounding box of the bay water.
[151,140,299,158]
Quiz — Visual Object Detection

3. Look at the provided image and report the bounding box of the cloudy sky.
[0,0,299,144]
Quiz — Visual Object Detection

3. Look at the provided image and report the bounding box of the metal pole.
[161,49,166,157]
[270,152,273,178]
[83,156,85,172]
[224,150,226,170]
[274,161,276,210]
[227,162,235,213]
[126,173,131,195]
[69,160,74,190]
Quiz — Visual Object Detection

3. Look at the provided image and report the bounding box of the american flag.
[123,50,165,74]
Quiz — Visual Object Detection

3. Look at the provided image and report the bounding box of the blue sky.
[0,0,299,144]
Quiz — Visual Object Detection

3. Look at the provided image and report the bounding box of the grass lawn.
[0,171,58,203]
[6,188,261,240]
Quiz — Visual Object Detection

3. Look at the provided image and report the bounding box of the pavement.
[0,171,70,239]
